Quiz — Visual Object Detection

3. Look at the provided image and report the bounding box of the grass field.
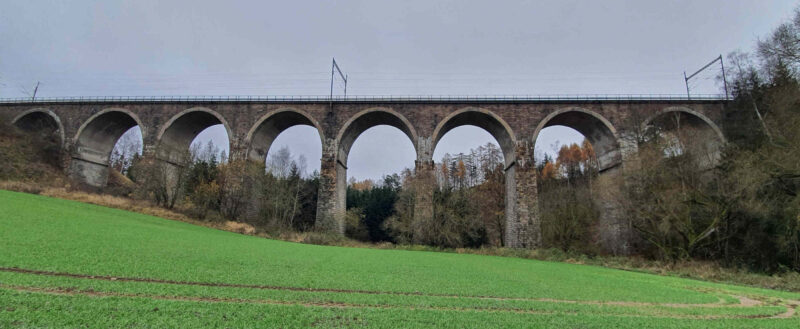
[0,189,798,328]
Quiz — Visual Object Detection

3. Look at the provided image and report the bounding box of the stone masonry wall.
[1,100,727,248]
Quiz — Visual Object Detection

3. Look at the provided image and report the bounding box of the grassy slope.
[0,189,798,328]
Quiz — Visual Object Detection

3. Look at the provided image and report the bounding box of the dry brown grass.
[43,186,193,222]
[223,221,256,235]
[0,181,46,195]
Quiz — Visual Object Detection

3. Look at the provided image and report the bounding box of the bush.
[186,180,220,219]
[345,207,370,241]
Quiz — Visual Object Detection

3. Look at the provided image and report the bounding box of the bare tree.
[109,128,143,175]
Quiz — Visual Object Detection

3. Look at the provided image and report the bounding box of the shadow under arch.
[245,108,325,163]
[155,107,232,165]
[12,108,66,147]
[641,106,726,168]
[70,108,144,187]
[532,107,621,171]
[641,106,726,143]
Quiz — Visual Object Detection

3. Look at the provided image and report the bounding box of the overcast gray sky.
[1,1,795,180]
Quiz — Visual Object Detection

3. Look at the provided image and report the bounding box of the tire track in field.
[2,266,783,314]
[0,284,783,320]
[0,266,721,306]
[0,266,463,298]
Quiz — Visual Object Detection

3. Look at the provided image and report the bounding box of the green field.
[0,190,798,328]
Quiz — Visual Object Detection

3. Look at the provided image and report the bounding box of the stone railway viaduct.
[0,96,727,249]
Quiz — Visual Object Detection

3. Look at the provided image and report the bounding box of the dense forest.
[614,9,800,272]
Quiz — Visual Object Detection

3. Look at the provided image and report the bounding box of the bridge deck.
[0,94,726,104]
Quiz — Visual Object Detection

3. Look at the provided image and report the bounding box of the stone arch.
[532,107,621,171]
[322,108,418,234]
[531,107,626,253]
[641,106,725,168]
[245,108,325,163]
[73,108,144,160]
[12,108,65,147]
[428,108,522,247]
[641,106,726,143]
[335,108,418,166]
[430,108,517,166]
[70,108,144,186]
[155,107,232,164]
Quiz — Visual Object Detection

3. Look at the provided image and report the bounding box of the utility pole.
[684,72,690,99]
[684,55,729,100]
[330,58,347,100]
[32,81,40,101]
[719,55,729,100]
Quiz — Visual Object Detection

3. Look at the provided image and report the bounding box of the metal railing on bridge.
[0,94,726,104]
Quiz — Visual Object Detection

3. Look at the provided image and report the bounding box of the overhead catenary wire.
[0,68,726,98]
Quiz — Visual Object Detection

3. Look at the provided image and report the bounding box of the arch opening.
[432,110,516,167]
[188,125,230,163]
[533,125,595,172]
[533,109,621,172]
[432,126,505,187]
[426,109,516,247]
[265,126,323,176]
[532,109,624,253]
[145,109,231,208]
[157,109,231,165]
[642,109,725,168]
[337,109,417,167]
[109,126,143,177]
[334,110,417,242]
[430,125,507,247]
[347,126,416,182]
[12,110,64,146]
[533,124,604,252]
[71,109,142,187]
[247,110,324,175]
[345,125,417,242]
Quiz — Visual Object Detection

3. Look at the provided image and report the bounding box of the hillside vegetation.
[0,121,64,185]
[1,190,799,328]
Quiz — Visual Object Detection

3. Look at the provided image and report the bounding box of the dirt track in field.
[0,266,720,305]
[0,266,795,319]
[1,284,784,320]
